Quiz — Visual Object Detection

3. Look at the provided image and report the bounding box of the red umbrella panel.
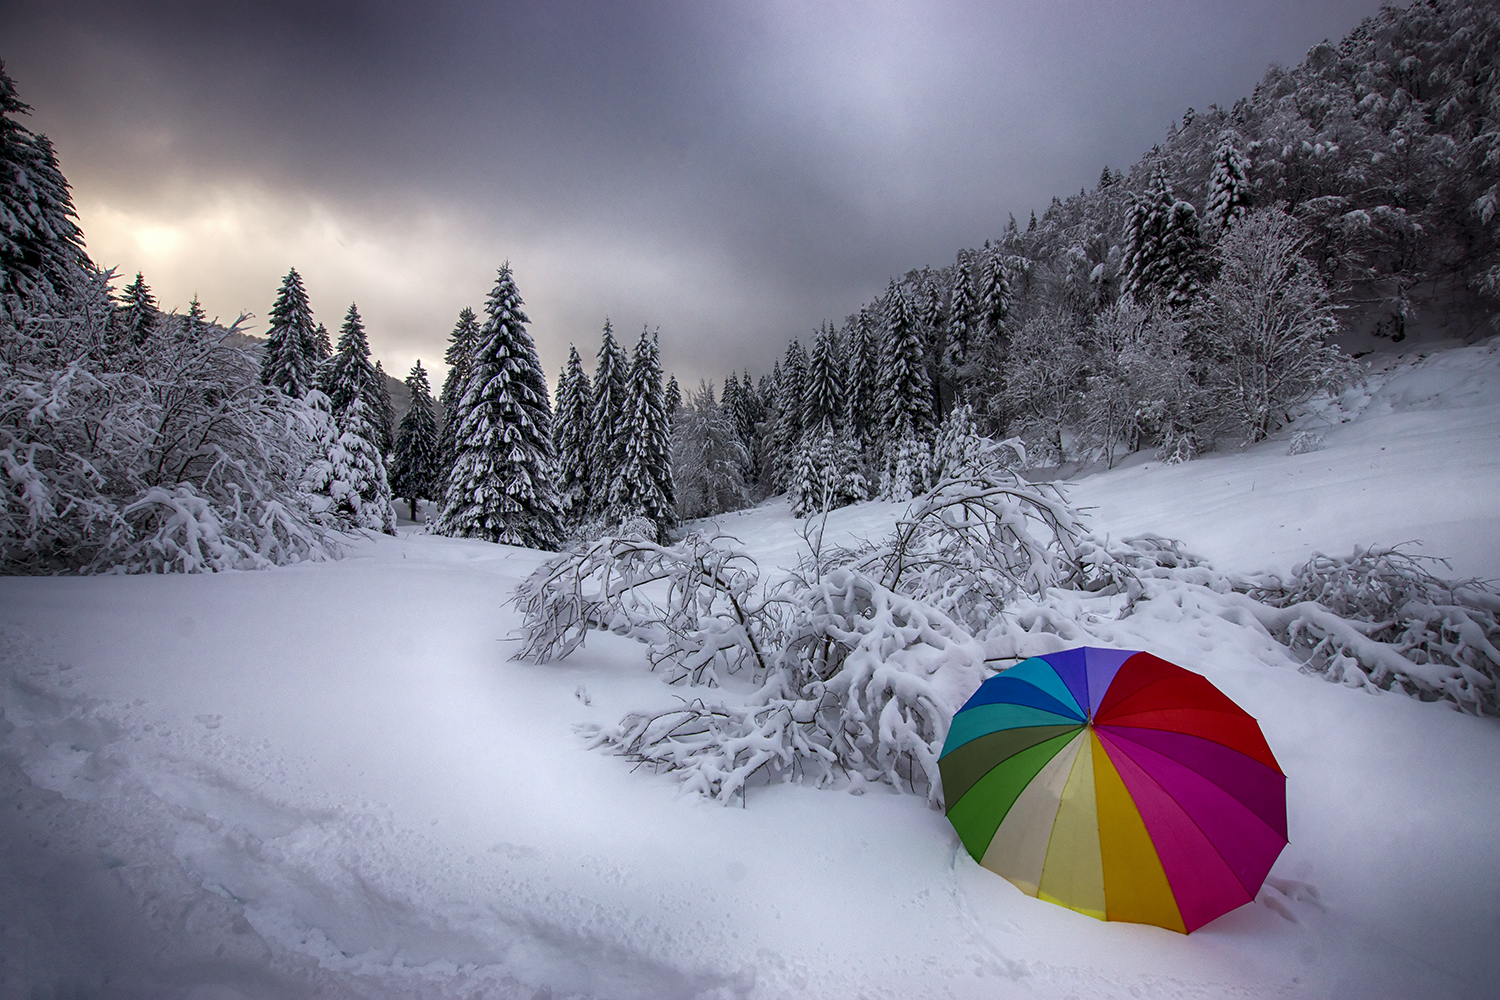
[939,647,1288,932]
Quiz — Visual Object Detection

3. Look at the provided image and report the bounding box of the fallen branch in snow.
[582,566,985,804]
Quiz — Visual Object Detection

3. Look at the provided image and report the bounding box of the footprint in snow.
[1258,876,1324,922]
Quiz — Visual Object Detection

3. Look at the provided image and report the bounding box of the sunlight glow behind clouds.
[74,182,761,386]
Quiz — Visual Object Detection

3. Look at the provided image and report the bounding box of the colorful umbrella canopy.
[939,646,1287,932]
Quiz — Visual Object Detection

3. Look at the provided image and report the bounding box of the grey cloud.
[2,0,1390,382]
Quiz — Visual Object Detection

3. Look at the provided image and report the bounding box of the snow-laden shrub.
[591,566,985,804]
[854,470,1084,634]
[1240,547,1499,713]
[517,531,770,686]
[1287,430,1325,455]
[518,470,1079,803]
[1,277,335,573]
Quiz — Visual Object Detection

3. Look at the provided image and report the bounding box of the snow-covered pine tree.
[1205,134,1252,233]
[878,277,934,500]
[790,323,857,516]
[0,63,90,299]
[931,402,985,481]
[439,306,480,475]
[766,339,807,493]
[977,241,1010,343]
[117,272,159,347]
[588,319,630,522]
[803,323,844,435]
[1161,199,1208,309]
[434,264,562,549]
[664,374,681,418]
[326,395,397,534]
[671,381,750,520]
[321,303,387,454]
[915,271,948,424]
[616,327,675,540]
[1121,167,1205,310]
[721,372,744,442]
[720,372,755,488]
[314,322,333,361]
[789,428,867,518]
[389,360,441,522]
[844,308,880,466]
[947,251,977,369]
[183,294,207,343]
[553,344,593,528]
[259,268,320,399]
[372,360,394,455]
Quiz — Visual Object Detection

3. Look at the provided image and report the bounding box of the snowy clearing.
[2,339,1499,999]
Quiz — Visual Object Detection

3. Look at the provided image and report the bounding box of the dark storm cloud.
[2,0,1389,381]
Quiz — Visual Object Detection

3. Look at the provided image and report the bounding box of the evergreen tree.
[304,393,397,535]
[588,319,630,521]
[947,251,977,368]
[118,271,159,347]
[664,374,681,418]
[767,339,807,492]
[0,62,90,298]
[917,272,948,424]
[671,381,750,520]
[434,264,562,548]
[844,308,880,464]
[183,294,208,342]
[1206,134,1252,233]
[314,322,333,360]
[1122,167,1206,309]
[372,359,394,455]
[720,372,753,486]
[977,241,1010,342]
[553,345,593,527]
[878,278,933,499]
[321,303,386,453]
[389,360,441,521]
[259,268,319,399]
[789,430,867,518]
[803,323,843,435]
[439,306,480,474]
[1161,199,1208,309]
[617,328,675,540]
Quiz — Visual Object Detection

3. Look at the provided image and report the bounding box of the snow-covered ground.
[2,339,1498,999]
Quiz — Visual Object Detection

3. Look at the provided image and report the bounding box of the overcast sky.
[4,0,1389,386]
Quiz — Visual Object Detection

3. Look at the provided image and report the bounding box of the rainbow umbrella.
[939,646,1287,932]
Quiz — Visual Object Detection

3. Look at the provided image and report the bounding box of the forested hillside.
[646,0,1499,522]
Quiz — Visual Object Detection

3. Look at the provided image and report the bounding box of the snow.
[3,340,1499,999]
[1066,338,1500,581]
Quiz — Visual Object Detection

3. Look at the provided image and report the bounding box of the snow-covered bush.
[854,471,1084,633]
[518,470,1083,803]
[590,566,985,804]
[1,275,335,573]
[1241,546,1499,713]
[1287,430,1325,455]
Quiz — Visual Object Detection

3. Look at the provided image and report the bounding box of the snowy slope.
[2,341,1499,999]
[1066,337,1500,581]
